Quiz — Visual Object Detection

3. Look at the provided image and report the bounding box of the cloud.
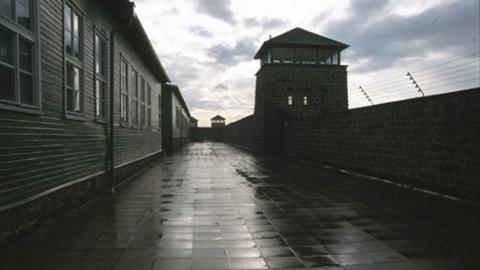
[158,53,204,86]
[322,0,478,73]
[189,99,225,110]
[189,26,212,38]
[348,0,389,18]
[165,8,179,15]
[193,0,235,25]
[134,0,478,125]
[213,83,229,91]
[207,39,257,65]
[244,17,287,30]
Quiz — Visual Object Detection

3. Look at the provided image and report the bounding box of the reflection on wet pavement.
[1,142,479,269]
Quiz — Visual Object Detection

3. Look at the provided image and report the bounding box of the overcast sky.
[133,0,480,126]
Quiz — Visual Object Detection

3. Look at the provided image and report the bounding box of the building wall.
[224,115,254,150]
[172,93,189,139]
[253,63,348,154]
[284,88,480,200]
[161,84,190,154]
[254,64,348,115]
[190,127,224,142]
[0,0,165,246]
[113,33,163,168]
[171,93,189,151]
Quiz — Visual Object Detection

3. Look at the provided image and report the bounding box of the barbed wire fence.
[349,51,480,108]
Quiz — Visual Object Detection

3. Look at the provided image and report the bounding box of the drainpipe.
[108,2,135,193]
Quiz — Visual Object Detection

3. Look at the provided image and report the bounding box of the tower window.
[303,96,308,106]
[296,48,316,64]
[288,96,293,106]
[317,49,340,65]
[272,47,294,64]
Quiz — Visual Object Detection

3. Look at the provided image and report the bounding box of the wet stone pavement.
[2,142,480,270]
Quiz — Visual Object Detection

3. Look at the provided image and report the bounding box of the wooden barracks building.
[161,84,190,154]
[0,0,190,244]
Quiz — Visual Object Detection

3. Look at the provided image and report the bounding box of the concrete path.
[1,142,479,270]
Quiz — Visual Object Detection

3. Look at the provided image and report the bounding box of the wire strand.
[414,59,480,77]
[409,51,480,74]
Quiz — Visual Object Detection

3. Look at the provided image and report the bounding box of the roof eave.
[167,84,191,117]
[130,16,170,83]
[254,42,349,59]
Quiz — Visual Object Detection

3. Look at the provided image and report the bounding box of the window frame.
[0,0,42,115]
[272,47,294,64]
[130,67,139,128]
[157,91,161,130]
[176,107,180,129]
[63,2,85,121]
[146,83,151,129]
[140,76,146,129]
[295,47,316,64]
[317,48,340,65]
[93,27,108,123]
[119,56,129,126]
[287,95,293,106]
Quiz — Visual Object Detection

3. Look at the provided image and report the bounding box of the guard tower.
[253,27,349,154]
[211,115,226,128]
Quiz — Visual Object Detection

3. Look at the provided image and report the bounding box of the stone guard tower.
[253,27,349,155]
[211,115,226,128]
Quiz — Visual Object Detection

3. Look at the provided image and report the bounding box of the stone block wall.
[190,128,224,142]
[253,63,348,154]
[284,88,480,200]
[223,115,255,150]
[254,64,348,116]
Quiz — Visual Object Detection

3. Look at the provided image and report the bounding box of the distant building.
[162,84,191,154]
[211,115,226,128]
[190,117,198,128]
[190,115,224,142]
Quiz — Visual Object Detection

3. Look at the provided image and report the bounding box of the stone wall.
[190,128,224,142]
[224,115,255,150]
[253,63,348,154]
[284,88,480,200]
[224,88,480,200]
[254,64,348,115]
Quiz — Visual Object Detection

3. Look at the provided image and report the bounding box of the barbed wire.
[411,51,479,74]
[351,51,480,108]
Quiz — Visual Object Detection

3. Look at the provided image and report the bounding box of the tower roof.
[254,27,349,59]
[211,115,226,121]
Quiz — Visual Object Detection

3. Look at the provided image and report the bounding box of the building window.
[0,0,39,111]
[318,49,340,65]
[140,76,145,128]
[296,48,316,64]
[146,83,151,129]
[158,93,161,129]
[120,57,128,124]
[331,52,339,65]
[303,96,308,106]
[288,96,293,106]
[130,68,138,126]
[272,47,294,63]
[94,33,107,119]
[64,4,83,115]
[176,107,180,128]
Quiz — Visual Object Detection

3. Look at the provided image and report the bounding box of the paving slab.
[1,142,479,270]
